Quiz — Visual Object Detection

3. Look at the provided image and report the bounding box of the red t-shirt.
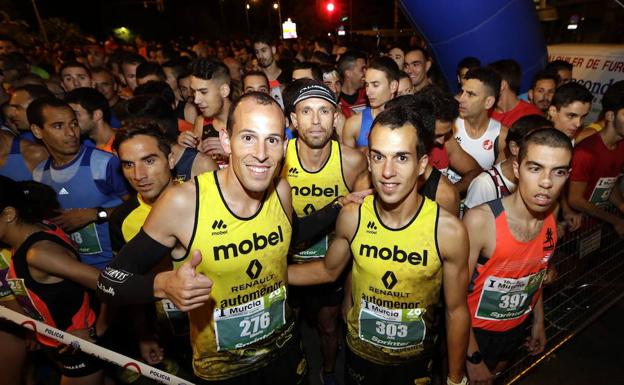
[570,133,624,203]
[491,100,542,128]
[339,88,367,119]
[428,143,450,172]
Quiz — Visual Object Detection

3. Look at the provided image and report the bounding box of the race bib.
[213,285,286,351]
[476,270,546,321]
[155,299,189,336]
[7,278,43,321]
[589,177,617,205]
[0,250,12,300]
[293,235,328,262]
[70,223,103,254]
[358,299,426,350]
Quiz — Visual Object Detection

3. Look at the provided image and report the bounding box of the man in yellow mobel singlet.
[289,104,470,385]
[282,79,368,384]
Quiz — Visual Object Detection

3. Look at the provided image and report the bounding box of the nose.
[134,163,147,181]
[539,170,553,190]
[381,158,395,179]
[194,92,201,105]
[254,140,268,162]
[456,92,465,103]
[72,77,80,88]
[311,110,320,125]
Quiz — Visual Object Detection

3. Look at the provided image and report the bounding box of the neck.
[220,168,265,217]
[375,188,422,228]
[507,190,548,224]
[108,95,120,107]
[464,112,490,134]
[214,98,232,130]
[500,158,517,183]
[51,148,80,168]
[4,222,41,250]
[297,139,331,171]
[342,80,360,95]
[91,122,114,148]
[600,124,623,149]
[496,92,519,113]
[140,179,172,205]
[263,62,281,80]
[413,77,429,92]
[371,104,385,116]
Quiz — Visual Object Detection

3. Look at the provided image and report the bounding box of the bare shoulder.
[21,139,49,163]
[192,151,219,175]
[336,202,361,240]
[436,177,460,216]
[339,142,367,173]
[463,203,494,230]
[437,207,466,239]
[275,176,293,218]
[151,178,197,215]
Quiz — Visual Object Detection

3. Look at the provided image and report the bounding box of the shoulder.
[436,177,460,214]
[345,112,363,128]
[154,178,197,213]
[336,201,361,239]
[192,151,219,175]
[274,176,293,213]
[463,203,494,233]
[27,238,76,264]
[437,207,466,240]
[21,140,48,159]
[339,142,366,166]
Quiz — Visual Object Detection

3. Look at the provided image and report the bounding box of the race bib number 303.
[476,270,546,321]
[213,286,286,351]
[358,299,426,350]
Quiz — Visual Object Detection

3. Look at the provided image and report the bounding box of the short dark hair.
[121,53,147,68]
[134,80,176,107]
[293,62,323,82]
[386,88,458,126]
[551,82,593,109]
[113,118,172,156]
[242,70,269,87]
[368,56,400,83]
[507,114,553,148]
[336,50,367,78]
[189,58,230,84]
[457,56,480,74]
[518,127,572,163]
[226,91,282,136]
[12,84,54,101]
[65,87,111,123]
[488,59,521,95]
[90,67,116,82]
[406,47,431,62]
[252,33,275,47]
[136,62,166,81]
[59,61,90,77]
[601,80,624,114]
[464,67,501,100]
[0,176,59,224]
[370,104,433,158]
[545,60,573,74]
[26,97,72,128]
[163,58,190,80]
[531,70,558,89]
[117,95,178,140]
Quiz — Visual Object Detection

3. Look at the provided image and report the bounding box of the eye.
[242,135,253,142]
[145,157,156,165]
[268,137,280,145]
[528,166,540,172]
[121,162,133,169]
[397,155,408,162]
[553,169,569,177]
[371,154,383,162]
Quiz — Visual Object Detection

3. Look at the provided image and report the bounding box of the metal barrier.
[498,209,624,384]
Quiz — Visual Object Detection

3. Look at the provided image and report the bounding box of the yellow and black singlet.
[282,139,350,262]
[184,171,293,381]
[109,195,189,336]
[347,195,443,365]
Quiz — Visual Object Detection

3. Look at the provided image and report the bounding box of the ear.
[425,60,432,73]
[93,109,104,122]
[332,110,339,130]
[1,206,18,224]
[283,137,289,155]
[548,105,557,120]
[219,128,232,156]
[31,124,43,140]
[290,111,298,129]
[272,46,276,55]
[484,95,496,110]
[418,154,429,176]
[220,83,231,99]
[509,140,520,158]
[513,159,520,180]
[390,80,399,95]
[528,89,534,102]
[367,151,372,172]
[500,79,508,93]
[167,151,176,170]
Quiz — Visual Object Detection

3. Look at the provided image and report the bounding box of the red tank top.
[429,143,450,172]
[467,200,556,332]
[7,223,97,346]
[339,88,368,118]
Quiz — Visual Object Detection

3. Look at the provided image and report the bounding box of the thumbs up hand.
[155,250,213,312]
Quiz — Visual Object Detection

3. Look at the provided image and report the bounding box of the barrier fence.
[499,208,624,384]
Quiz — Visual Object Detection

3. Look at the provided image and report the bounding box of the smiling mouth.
[246,165,271,175]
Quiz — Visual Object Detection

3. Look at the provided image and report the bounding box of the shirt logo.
[59,187,69,195]
[288,167,299,177]
[543,227,555,251]
[366,221,377,234]
[381,270,398,290]
[482,139,493,151]
[212,219,228,235]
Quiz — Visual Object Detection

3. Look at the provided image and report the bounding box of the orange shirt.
[97,135,115,153]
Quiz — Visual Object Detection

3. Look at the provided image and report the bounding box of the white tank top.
[454,117,502,170]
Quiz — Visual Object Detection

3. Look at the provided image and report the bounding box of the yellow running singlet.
[184,171,294,381]
[347,195,443,365]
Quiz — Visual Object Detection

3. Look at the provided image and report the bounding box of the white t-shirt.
[454,117,502,170]
[464,162,516,209]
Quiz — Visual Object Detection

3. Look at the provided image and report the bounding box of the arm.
[525,292,546,355]
[341,144,369,190]
[463,205,496,384]
[184,101,198,124]
[191,151,219,177]
[494,126,508,164]
[446,138,482,193]
[436,176,461,216]
[288,203,358,286]
[438,210,470,383]
[609,179,624,213]
[340,114,361,148]
[464,172,496,210]
[568,180,624,235]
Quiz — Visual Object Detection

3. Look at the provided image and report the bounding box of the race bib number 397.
[213,286,286,351]
[358,299,426,350]
[475,270,546,321]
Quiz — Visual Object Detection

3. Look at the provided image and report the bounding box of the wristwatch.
[447,375,469,385]
[466,350,483,364]
[95,207,108,224]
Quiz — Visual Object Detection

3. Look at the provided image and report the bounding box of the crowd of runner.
[1,30,624,385]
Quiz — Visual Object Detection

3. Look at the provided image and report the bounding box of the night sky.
[8,0,402,42]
